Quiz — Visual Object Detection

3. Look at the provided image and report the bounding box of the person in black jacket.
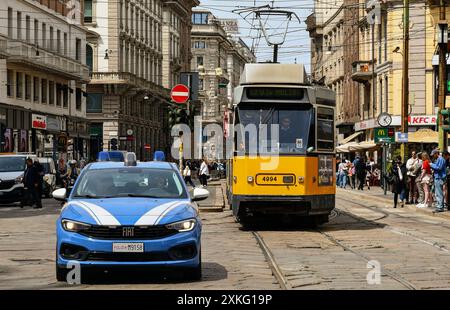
[390,156,407,208]
[22,158,42,209]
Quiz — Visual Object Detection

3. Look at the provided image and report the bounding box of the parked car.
[37,157,57,198]
[0,154,36,204]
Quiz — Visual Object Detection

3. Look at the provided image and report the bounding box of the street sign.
[395,132,409,143]
[171,84,190,104]
[374,127,395,144]
[126,129,133,136]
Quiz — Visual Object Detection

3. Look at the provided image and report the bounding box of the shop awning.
[336,142,359,153]
[338,131,363,145]
[336,141,379,153]
[408,129,439,143]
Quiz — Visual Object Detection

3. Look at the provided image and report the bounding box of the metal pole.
[400,0,410,162]
[273,44,279,63]
[383,144,387,195]
[438,0,448,151]
[372,22,376,119]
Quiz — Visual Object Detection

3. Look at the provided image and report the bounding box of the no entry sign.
[171,84,190,104]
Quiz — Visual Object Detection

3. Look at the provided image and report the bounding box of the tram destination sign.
[246,87,304,100]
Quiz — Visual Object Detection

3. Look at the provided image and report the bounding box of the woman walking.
[183,161,196,188]
[417,152,433,208]
[199,158,209,187]
[390,156,407,208]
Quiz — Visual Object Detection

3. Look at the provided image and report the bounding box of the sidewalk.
[191,179,226,212]
[337,186,450,220]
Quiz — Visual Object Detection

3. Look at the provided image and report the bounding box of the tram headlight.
[247,176,254,183]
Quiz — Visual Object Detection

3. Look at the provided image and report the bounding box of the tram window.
[235,105,313,155]
[317,108,334,151]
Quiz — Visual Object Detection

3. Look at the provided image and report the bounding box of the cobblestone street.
[1,185,450,290]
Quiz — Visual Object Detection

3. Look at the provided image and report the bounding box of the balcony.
[90,72,169,96]
[351,60,374,83]
[0,37,89,82]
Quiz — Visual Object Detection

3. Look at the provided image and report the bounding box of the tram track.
[251,196,450,290]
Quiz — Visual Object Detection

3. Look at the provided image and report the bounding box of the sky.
[198,0,314,72]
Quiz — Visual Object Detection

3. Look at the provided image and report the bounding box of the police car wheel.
[56,264,68,282]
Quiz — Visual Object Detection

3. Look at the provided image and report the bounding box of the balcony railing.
[0,37,89,82]
[351,60,374,83]
[90,72,169,95]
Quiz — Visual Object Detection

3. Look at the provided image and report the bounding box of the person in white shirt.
[406,151,419,204]
[199,159,209,187]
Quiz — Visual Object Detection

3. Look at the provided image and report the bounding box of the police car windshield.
[73,168,188,199]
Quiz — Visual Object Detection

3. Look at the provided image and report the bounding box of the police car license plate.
[113,243,144,253]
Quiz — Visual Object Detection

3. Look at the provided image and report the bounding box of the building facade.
[84,0,198,161]
[190,11,255,159]
[0,0,90,160]
[352,0,445,153]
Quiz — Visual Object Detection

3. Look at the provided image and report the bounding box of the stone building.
[190,10,255,159]
[0,0,90,160]
[85,0,198,160]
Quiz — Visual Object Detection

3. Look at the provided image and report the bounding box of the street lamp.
[104,49,112,60]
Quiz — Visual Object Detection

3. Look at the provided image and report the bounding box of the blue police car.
[52,153,209,281]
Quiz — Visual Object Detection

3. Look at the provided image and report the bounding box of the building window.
[194,41,206,49]
[86,44,93,72]
[26,15,31,42]
[199,78,204,90]
[63,85,68,108]
[25,75,31,100]
[49,81,55,105]
[64,33,68,56]
[57,30,61,53]
[7,70,13,97]
[16,72,23,99]
[84,0,93,23]
[49,27,54,50]
[86,93,103,113]
[41,79,47,104]
[42,23,47,46]
[34,19,39,46]
[33,77,39,102]
[8,8,13,38]
[56,83,62,106]
[17,12,22,40]
[192,13,208,25]
[76,88,82,110]
[75,38,81,61]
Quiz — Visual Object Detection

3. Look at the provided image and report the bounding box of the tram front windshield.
[236,105,313,155]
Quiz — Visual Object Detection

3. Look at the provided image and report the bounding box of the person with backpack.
[389,156,407,208]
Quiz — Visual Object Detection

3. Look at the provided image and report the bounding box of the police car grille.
[86,252,171,262]
[79,225,178,240]
[0,180,15,190]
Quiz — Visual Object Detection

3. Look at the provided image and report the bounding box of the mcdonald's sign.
[57,135,68,152]
[374,127,395,143]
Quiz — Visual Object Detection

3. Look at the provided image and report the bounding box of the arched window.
[86,44,93,73]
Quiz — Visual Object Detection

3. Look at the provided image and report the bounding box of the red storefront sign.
[32,114,47,130]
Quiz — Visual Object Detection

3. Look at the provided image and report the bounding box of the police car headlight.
[62,219,91,232]
[166,219,196,232]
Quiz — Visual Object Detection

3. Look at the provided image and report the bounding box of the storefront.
[67,117,90,160]
[0,104,32,154]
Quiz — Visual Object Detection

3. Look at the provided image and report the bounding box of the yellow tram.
[226,63,336,225]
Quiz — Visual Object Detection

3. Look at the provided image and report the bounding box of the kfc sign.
[408,115,437,126]
[32,114,47,130]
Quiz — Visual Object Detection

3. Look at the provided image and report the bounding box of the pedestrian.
[199,158,209,187]
[430,149,447,213]
[417,152,433,208]
[445,151,450,210]
[57,158,68,188]
[356,156,367,190]
[21,158,42,209]
[414,152,424,205]
[183,161,196,188]
[338,159,348,188]
[347,160,355,189]
[406,151,419,204]
[390,156,407,208]
[34,159,45,198]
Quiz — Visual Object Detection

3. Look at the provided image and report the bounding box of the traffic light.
[110,138,118,150]
[168,104,192,129]
[441,108,450,131]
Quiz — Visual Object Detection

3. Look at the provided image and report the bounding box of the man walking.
[406,151,419,204]
[22,158,42,209]
[430,149,446,213]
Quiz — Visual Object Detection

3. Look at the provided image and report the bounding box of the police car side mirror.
[52,188,67,202]
[192,188,209,202]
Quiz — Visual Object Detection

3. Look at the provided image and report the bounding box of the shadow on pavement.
[0,199,61,219]
[74,262,228,285]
